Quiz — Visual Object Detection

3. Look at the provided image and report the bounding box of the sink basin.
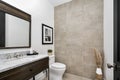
[0,58,32,71]
[0,58,31,67]
[0,54,48,73]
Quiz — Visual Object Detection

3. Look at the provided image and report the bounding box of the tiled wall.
[55,0,103,79]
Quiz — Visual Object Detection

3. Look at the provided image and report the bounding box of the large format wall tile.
[55,0,103,79]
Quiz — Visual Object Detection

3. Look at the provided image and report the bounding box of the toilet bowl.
[49,55,66,80]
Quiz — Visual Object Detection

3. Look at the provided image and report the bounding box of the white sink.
[0,58,32,70]
[0,54,48,73]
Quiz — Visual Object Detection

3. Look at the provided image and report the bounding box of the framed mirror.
[0,1,31,49]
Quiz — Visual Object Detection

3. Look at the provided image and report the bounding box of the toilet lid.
[51,62,66,69]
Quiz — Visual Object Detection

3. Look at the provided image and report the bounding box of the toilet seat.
[51,62,66,69]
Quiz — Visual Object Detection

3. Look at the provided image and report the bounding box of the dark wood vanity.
[0,57,49,80]
[0,1,49,80]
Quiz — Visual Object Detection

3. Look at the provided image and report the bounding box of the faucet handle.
[6,54,11,59]
[14,53,18,58]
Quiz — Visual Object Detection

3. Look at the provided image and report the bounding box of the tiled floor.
[63,73,92,80]
[43,73,92,80]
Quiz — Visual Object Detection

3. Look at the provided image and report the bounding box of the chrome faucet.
[14,53,19,58]
[6,54,11,59]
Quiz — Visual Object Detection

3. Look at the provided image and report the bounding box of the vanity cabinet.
[0,57,49,80]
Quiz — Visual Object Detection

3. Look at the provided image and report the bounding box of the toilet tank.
[49,55,55,65]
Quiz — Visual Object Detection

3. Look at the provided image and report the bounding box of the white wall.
[104,0,114,80]
[49,0,72,7]
[0,0,54,55]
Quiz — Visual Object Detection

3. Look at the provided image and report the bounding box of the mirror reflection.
[0,12,30,48]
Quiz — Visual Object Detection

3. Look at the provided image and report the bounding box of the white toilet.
[49,55,66,80]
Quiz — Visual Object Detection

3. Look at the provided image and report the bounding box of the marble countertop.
[0,54,48,73]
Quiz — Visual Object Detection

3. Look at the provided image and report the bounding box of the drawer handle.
[29,69,33,71]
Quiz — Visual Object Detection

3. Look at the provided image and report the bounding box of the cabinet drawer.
[0,57,49,80]
[28,57,49,77]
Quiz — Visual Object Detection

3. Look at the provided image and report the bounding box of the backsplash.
[0,51,30,60]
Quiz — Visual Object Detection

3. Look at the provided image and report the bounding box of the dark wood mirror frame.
[0,1,31,49]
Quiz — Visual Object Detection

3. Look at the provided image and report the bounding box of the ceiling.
[48,0,72,7]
